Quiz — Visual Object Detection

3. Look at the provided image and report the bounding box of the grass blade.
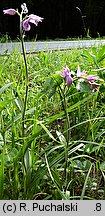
[80,163,93,200]
[0,82,13,95]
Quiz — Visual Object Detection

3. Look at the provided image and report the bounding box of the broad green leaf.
[43,73,63,98]
[77,81,92,93]
[97,45,105,63]
[82,50,95,62]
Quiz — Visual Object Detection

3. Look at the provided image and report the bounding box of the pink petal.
[29,14,43,22]
[66,75,73,86]
[77,65,86,77]
[77,65,81,77]
[86,75,97,82]
[29,14,43,26]
[57,71,65,77]
[63,66,70,76]
[23,19,31,31]
[3,9,16,15]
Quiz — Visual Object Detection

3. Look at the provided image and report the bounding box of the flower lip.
[86,75,97,82]
[89,82,101,88]
[3,9,16,15]
[65,74,73,86]
[22,14,44,31]
[23,19,31,31]
[89,82,101,92]
[57,66,73,86]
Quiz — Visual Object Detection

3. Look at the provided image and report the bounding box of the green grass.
[1,33,105,43]
[0,45,105,200]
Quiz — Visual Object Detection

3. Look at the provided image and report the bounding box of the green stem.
[58,85,71,190]
[59,85,71,144]
[63,88,70,189]
[20,15,29,138]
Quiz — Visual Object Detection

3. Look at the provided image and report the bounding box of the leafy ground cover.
[0,45,105,200]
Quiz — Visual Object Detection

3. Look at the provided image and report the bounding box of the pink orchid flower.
[77,66,101,91]
[58,66,73,86]
[23,14,44,31]
[77,65,86,77]
[3,9,16,15]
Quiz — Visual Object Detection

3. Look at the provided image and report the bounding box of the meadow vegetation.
[0,44,105,200]
[0,3,105,200]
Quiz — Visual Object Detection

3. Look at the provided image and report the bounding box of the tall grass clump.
[0,4,105,200]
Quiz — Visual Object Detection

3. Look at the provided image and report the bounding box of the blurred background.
[0,0,105,40]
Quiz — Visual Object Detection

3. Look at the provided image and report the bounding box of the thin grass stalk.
[63,94,70,190]
[0,142,5,199]
[13,161,19,199]
[45,153,67,200]
[11,113,15,148]
[31,99,39,168]
[101,170,105,199]
[80,163,93,200]
[0,115,5,199]
[76,7,87,37]
[11,113,19,198]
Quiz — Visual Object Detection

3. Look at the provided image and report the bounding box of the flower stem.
[63,88,70,190]
[58,85,71,190]
[20,14,29,139]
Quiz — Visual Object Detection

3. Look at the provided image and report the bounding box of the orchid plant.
[58,65,102,190]
[43,63,102,190]
[3,3,43,138]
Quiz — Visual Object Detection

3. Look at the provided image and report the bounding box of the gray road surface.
[0,39,105,55]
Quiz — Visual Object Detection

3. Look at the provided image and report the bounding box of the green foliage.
[43,73,63,98]
[82,45,105,66]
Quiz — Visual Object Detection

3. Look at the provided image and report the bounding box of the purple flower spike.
[23,14,44,31]
[3,9,16,15]
[58,66,73,86]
